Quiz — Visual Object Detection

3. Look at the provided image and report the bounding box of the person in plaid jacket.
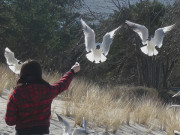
[5,60,80,135]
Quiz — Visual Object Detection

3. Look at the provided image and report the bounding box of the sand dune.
[0,89,168,135]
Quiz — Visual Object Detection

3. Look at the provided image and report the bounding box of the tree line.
[0,0,180,90]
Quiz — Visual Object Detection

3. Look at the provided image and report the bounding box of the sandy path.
[0,90,167,135]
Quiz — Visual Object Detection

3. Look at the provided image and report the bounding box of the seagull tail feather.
[140,46,148,55]
[153,48,158,55]
[86,52,94,63]
[100,54,107,62]
[140,46,158,56]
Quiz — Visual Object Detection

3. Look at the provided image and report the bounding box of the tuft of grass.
[158,107,180,135]
[0,64,18,96]
[132,98,159,125]
[43,71,60,85]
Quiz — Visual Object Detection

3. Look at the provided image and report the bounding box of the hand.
[71,62,80,73]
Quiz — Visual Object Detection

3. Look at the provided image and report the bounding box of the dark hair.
[17,60,49,86]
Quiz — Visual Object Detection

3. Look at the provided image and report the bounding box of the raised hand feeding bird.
[126,20,175,56]
[81,19,121,63]
[4,47,23,74]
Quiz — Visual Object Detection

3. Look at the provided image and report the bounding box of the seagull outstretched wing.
[81,19,96,52]
[4,47,23,74]
[101,26,121,56]
[82,117,87,131]
[72,117,88,135]
[126,20,149,45]
[153,24,175,48]
[55,112,71,134]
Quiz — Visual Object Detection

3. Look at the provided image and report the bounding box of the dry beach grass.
[0,64,180,135]
[63,81,180,135]
[0,64,18,96]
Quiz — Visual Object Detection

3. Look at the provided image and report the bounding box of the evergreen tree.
[0,0,82,71]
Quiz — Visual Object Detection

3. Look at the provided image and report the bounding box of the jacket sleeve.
[50,70,74,98]
[5,90,18,126]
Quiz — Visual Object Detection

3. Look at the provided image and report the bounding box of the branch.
[111,0,121,11]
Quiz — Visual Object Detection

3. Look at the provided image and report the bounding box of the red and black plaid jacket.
[5,71,74,131]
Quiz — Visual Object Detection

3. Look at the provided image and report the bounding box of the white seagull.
[4,47,23,74]
[55,112,88,135]
[81,19,121,63]
[172,91,180,97]
[125,20,175,56]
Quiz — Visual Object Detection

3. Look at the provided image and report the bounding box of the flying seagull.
[172,91,180,97]
[81,19,121,63]
[55,112,88,135]
[125,20,175,56]
[4,47,23,74]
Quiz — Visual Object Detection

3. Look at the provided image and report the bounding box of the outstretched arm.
[50,62,80,98]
